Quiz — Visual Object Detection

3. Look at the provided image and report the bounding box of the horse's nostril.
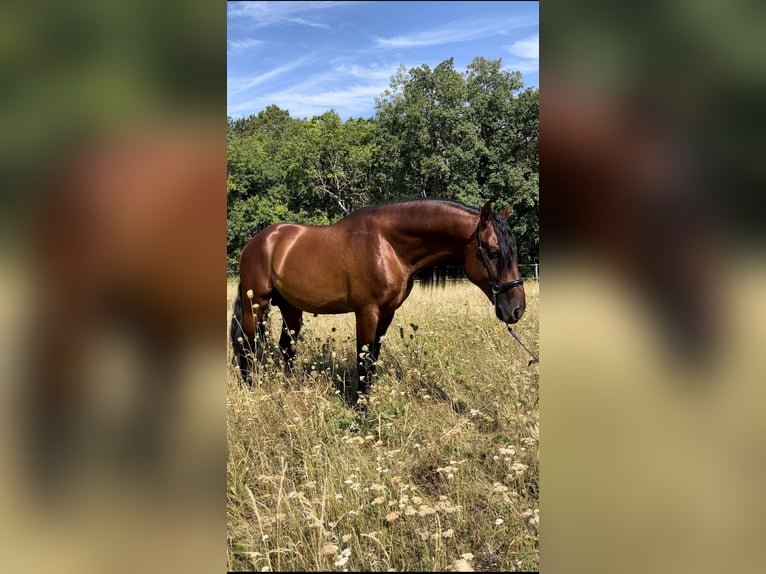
[512,306,521,322]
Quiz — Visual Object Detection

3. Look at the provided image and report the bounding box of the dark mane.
[490,210,517,277]
[352,197,479,217]
[397,199,517,288]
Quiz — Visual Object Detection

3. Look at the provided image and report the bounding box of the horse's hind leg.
[232,285,271,385]
[273,293,303,374]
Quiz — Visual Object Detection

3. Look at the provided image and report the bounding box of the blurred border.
[0,2,225,573]
[541,1,766,573]
[4,1,765,573]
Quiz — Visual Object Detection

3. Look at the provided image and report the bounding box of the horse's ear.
[500,204,514,220]
[480,201,493,227]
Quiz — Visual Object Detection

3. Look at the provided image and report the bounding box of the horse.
[230,199,527,404]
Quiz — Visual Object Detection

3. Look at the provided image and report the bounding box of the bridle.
[475,221,524,306]
[475,220,539,365]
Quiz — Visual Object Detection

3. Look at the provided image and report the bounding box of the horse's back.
[238,216,400,314]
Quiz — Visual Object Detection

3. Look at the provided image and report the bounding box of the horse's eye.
[488,250,500,260]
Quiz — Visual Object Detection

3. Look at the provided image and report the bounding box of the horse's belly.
[273,273,352,315]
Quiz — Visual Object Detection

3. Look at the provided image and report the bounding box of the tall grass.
[227,280,539,572]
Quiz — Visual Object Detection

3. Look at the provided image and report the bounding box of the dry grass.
[227,280,539,572]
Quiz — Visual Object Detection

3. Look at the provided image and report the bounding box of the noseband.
[475,221,524,305]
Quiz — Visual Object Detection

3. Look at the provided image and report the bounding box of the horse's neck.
[383,206,476,271]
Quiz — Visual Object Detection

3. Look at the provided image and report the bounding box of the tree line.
[227,57,538,274]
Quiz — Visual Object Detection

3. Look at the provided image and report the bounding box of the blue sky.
[227,1,539,120]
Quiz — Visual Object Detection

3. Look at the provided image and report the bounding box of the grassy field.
[226,280,539,572]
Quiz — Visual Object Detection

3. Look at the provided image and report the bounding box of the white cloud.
[229,79,388,120]
[227,38,264,52]
[227,1,353,29]
[505,34,539,61]
[333,62,402,81]
[228,58,311,97]
[374,15,536,48]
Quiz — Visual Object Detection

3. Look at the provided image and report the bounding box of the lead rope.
[507,325,539,366]
[474,221,537,365]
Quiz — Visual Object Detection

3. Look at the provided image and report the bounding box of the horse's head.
[465,202,527,324]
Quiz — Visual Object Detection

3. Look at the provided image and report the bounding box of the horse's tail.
[230,282,248,377]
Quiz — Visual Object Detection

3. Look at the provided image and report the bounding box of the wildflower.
[385,511,400,522]
[320,543,338,557]
[246,289,254,299]
[450,558,474,572]
[522,508,540,529]
[492,482,509,493]
[441,528,454,538]
[342,534,353,543]
[334,547,352,568]
[335,493,344,500]
[372,496,385,506]
[460,553,475,561]
[262,534,269,541]
[417,505,436,517]
[510,462,528,476]
[495,518,504,526]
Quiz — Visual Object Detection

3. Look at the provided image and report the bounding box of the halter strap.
[475,221,524,303]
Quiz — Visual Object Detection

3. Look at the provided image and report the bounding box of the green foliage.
[227,57,539,273]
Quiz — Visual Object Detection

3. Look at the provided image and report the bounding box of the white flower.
[510,462,528,476]
[495,518,504,526]
[334,547,352,568]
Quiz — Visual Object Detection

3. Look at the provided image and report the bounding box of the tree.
[375,59,481,202]
[226,58,539,272]
[303,111,379,217]
[374,57,539,263]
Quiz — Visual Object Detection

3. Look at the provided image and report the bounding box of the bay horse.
[230,199,526,404]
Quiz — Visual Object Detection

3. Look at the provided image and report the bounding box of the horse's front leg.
[352,307,380,404]
[352,308,395,405]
